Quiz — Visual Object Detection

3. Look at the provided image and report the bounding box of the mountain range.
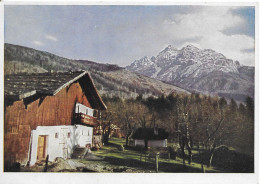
[4,43,189,98]
[126,45,254,101]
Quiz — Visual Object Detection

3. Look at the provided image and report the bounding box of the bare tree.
[100,110,113,145]
[192,97,226,168]
[175,96,193,165]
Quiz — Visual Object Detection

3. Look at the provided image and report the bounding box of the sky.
[4,5,255,66]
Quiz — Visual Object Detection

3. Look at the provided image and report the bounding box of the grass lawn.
[87,137,221,173]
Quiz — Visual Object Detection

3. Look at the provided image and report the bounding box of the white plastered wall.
[29,125,93,166]
[134,139,167,147]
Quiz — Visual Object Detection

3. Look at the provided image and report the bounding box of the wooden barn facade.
[4,71,106,167]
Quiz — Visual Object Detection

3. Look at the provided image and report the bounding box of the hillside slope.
[4,43,189,98]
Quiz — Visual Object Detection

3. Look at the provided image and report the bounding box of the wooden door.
[37,135,47,161]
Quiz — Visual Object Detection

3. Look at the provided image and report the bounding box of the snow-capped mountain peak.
[127,55,154,73]
[126,44,254,102]
[156,45,179,61]
[184,44,199,50]
[164,44,178,51]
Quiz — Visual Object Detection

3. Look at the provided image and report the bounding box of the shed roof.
[132,128,169,140]
[4,71,107,110]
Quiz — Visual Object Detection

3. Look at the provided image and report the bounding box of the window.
[55,133,59,138]
[75,103,94,116]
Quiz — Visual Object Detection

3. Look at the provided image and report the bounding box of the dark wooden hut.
[132,127,169,148]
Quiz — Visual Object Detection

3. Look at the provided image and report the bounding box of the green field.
[79,137,220,173]
[19,137,253,173]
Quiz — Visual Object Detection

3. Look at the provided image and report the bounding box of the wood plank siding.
[4,81,92,165]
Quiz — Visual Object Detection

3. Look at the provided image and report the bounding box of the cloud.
[45,34,58,41]
[160,6,254,66]
[114,6,254,66]
[32,41,44,46]
[4,6,255,66]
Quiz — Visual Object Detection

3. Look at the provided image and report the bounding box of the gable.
[4,71,107,110]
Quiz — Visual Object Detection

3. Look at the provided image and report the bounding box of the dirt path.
[20,157,155,173]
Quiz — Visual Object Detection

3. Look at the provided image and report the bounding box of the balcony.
[74,113,98,127]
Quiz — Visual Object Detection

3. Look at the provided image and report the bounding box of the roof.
[4,71,107,110]
[132,128,169,140]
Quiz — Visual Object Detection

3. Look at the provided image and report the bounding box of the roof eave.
[86,73,107,110]
[52,71,88,96]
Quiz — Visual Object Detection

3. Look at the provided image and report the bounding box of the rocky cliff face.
[127,45,254,101]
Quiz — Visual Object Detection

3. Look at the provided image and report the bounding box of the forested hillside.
[101,93,254,171]
[4,43,189,98]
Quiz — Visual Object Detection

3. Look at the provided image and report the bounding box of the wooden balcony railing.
[74,113,98,127]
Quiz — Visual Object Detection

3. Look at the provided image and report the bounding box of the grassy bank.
[86,137,220,173]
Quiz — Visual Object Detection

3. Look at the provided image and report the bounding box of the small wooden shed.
[132,128,169,148]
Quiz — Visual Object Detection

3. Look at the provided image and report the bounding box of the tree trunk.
[144,139,148,151]
[181,137,185,165]
[198,142,205,173]
[103,133,109,145]
[125,131,132,147]
[125,135,129,147]
[190,136,193,149]
[209,153,214,167]
[201,163,205,173]
[186,142,192,165]
[206,149,215,167]
[207,152,214,167]
[178,133,186,165]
